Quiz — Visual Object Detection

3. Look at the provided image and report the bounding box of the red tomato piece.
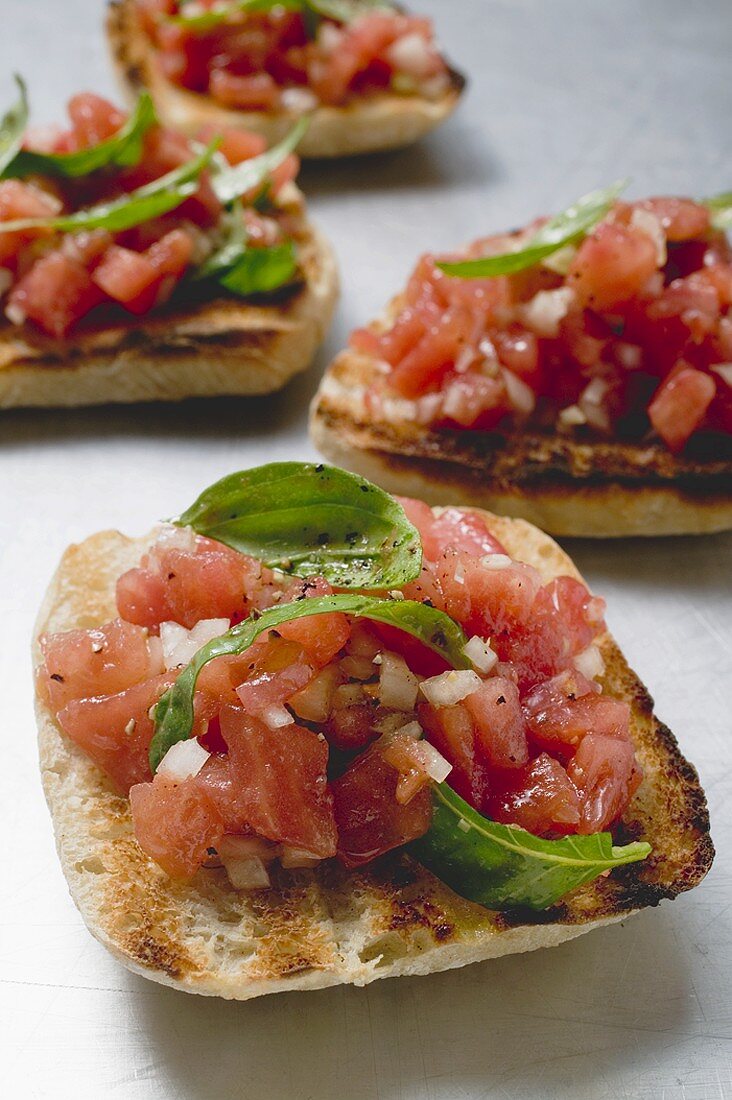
[464,677,529,769]
[8,251,102,336]
[488,753,581,835]
[567,734,642,833]
[569,222,659,310]
[130,774,225,879]
[648,367,716,451]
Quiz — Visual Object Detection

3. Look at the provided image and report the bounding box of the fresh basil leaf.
[704,190,732,231]
[169,0,300,31]
[437,180,629,279]
[0,75,29,177]
[218,240,297,295]
[211,116,308,205]
[411,783,651,911]
[0,137,219,235]
[149,594,469,771]
[6,92,156,179]
[168,0,389,32]
[194,200,248,280]
[176,462,423,588]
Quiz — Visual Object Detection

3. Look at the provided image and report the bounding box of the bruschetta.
[34,462,712,999]
[310,185,732,536]
[0,81,337,409]
[107,0,465,158]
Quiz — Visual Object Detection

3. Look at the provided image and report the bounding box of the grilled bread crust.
[35,516,712,1000]
[309,309,732,537]
[0,211,338,409]
[106,0,465,158]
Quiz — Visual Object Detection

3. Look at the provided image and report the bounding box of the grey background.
[1,2,731,1097]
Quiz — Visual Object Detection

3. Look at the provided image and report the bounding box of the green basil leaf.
[194,200,248,280]
[218,240,297,295]
[169,0,296,32]
[411,783,651,911]
[704,190,732,231]
[211,116,308,206]
[176,461,423,588]
[437,180,629,279]
[149,593,469,771]
[0,137,219,235]
[0,75,29,177]
[6,92,156,179]
[168,0,389,32]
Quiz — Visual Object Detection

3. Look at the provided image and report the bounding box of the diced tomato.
[38,617,161,710]
[488,753,581,835]
[419,700,484,805]
[464,678,529,769]
[116,536,263,629]
[0,180,59,266]
[202,706,337,857]
[59,673,175,793]
[569,222,659,310]
[93,245,159,308]
[67,93,125,149]
[332,737,432,867]
[209,70,281,110]
[634,197,711,242]
[7,251,103,336]
[130,774,225,879]
[278,611,351,667]
[523,670,630,757]
[648,367,716,451]
[389,310,472,398]
[197,124,267,165]
[233,637,313,716]
[398,498,506,560]
[567,734,642,833]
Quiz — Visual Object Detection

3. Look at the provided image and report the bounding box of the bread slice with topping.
[107,0,465,159]
[35,510,712,999]
[310,340,732,538]
[0,212,337,409]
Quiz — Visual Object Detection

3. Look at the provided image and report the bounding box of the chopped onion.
[420,669,482,707]
[289,665,340,723]
[387,32,435,78]
[156,523,197,552]
[339,655,376,680]
[223,856,271,891]
[463,635,498,674]
[574,644,605,681]
[157,738,211,782]
[579,377,611,431]
[261,704,294,729]
[281,87,319,114]
[711,363,732,388]
[615,342,643,371]
[411,740,453,784]
[502,368,536,415]
[318,21,343,55]
[280,846,320,869]
[395,720,423,740]
[334,683,366,708]
[5,302,26,325]
[630,208,667,267]
[160,617,230,670]
[542,243,577,275]
[520,287,574,338]
[558,404,587,427]
[218,835,276,861]
[481,553,512,570]
[379,652,419,711]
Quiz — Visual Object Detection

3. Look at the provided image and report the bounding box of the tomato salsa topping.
[137,0,451,111]
[37,463,649,910]
[350,186,732,454]
[0,81,305,337]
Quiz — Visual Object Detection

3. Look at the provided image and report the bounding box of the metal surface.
[1,1,730,1096]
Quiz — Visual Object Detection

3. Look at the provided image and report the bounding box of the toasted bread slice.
[0,210,337,409]
[106,0,465,159]
[35,513,712,999]
[310,299,732,537]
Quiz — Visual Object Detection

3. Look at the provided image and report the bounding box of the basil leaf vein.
[411,783,651,911]
[149,594,469,771]
[0,75,29,177]
[176,461,423,588]
[0,137,219,235]
[437,180,629,279]
[5,92,156,180]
